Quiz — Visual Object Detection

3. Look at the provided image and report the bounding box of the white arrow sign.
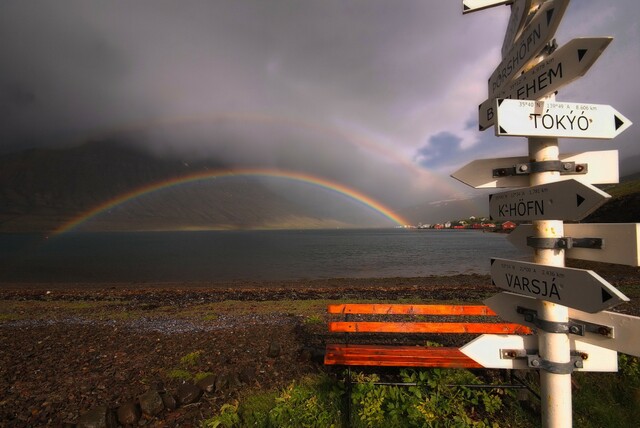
[460,334,618,371]
[451,150,619,188]
[489,0,569,97]
[489,179,610,221]
[501,0,533,58]
[490,258,629,312]
[463,0,511,14]
[479,37,613,131]
[507,223,640,266]
[496,99,633,138]
[486,292,640,357]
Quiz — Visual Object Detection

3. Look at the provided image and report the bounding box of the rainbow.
[52,168,410,235]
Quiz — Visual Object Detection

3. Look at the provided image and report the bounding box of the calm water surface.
[0,229,529,283]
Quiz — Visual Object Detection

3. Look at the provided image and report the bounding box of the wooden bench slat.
[327,303,497,316]
[324,344,482,368]
[329,321,532,335]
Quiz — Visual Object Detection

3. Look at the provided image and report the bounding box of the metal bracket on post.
[527,354,585,374]
[516,306,614,338]
[526,236,604,250]
[500,349,587,374]
[492,160,588,178]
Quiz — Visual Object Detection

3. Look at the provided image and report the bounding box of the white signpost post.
[489,179,610,222]
[451,150,619,188]
[495,99,632,138]
[461,1,634,426]
[490,258,629,313]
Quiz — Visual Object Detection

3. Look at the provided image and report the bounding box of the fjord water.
[0,229,529,283]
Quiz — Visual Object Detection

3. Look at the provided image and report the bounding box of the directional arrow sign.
[496,99,633,138]
[507,223,640,266]
[451,150,619,188]
[460,334,618,371]
[486,292,640,357]
[501,0,533,58]
[489,0,569,97]
[489,179,610,221]
[479,37,613,131]
[463,0,510,14]
[490,258,629,312]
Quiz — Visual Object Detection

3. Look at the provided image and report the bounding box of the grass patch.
[573,354,640,427]
[180,350,203,367]
[194,372,215,383]
[167,369,192,381]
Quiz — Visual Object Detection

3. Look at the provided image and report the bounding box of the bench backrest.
[327,303,532,335]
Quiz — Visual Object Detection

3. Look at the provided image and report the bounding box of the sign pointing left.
[460,334,618,371]
[490,258,629,312]
[463,0,510,14]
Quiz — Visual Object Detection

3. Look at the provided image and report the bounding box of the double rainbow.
[52,168,410,235]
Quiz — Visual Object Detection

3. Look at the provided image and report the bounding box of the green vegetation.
[167,369,193,381]
[204,354,640,427]
[180,350,204,367]
[573,354,640,428]
[603,177,640,198]
[166,350,207,381]
[203,369,534,428]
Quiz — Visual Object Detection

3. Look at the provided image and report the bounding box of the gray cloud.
[1,0,638,211]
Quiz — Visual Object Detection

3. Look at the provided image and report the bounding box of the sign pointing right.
[495,99,632,139]
[489,179,610,221]
[479,37,613,131]
[490,258,629,313]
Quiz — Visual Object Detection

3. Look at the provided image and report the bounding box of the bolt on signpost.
[460,1,635,427]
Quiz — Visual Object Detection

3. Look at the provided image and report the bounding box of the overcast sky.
[1,0,638,209]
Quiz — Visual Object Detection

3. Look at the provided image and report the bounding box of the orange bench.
[324,303,532,369]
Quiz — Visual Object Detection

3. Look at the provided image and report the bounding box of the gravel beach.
[1,264,638,427]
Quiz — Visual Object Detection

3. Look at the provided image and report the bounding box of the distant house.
[501,221,517,230]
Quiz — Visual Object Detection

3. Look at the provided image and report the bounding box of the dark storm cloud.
[1,0,638,208]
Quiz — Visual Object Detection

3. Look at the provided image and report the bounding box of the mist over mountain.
[0,141,386,232]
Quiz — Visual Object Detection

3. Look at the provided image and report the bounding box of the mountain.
[399,194,488,225]
[619,154,640,177]
[583,174,640,223]
[0,141,354,232]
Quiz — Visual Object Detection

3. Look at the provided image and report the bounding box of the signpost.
[495,99,633,138]
[488,0,569,97]
[451,150,619,188]
[507,223,640,266]
[460,334,618,371]
[485,292,640,357]
[479,37,613,131]
[489,179,610,221]
[463,2,632,426]
[490,258,629,313]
